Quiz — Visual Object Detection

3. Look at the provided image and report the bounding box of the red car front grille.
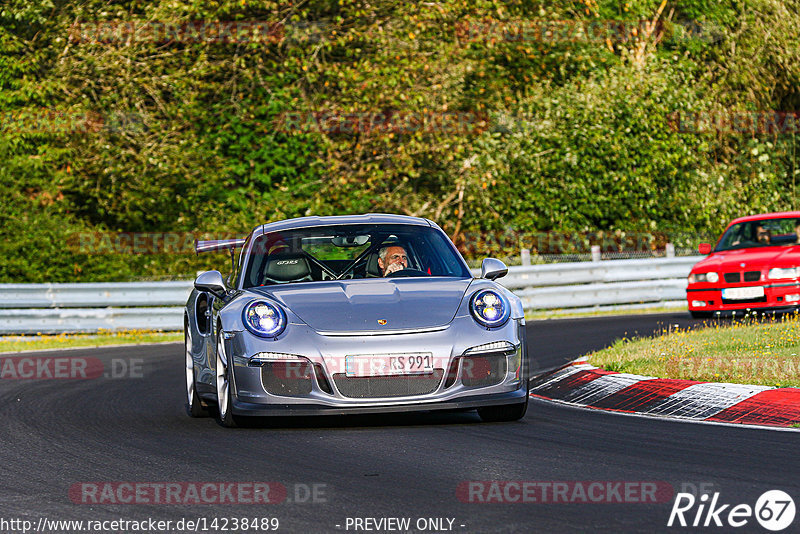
[743,271,761,282]
[723,271,761,283]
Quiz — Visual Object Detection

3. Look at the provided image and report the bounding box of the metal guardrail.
[477,257,697,310]
[515,279,687,310]
[0,282,193,308]
[0,257,699,333]
[0,307,184,334]
[472,256,698,289]
[0,282,192,334]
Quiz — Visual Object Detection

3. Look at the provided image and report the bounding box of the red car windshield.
[715,218,800,251]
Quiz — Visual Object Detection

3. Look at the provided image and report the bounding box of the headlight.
[242,300,287,338]
[768,267,800,279]
[689,272,718,283]
[470,289,511,328]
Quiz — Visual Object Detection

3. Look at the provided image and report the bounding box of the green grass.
[0,330,182,353]
[588,314,800,388]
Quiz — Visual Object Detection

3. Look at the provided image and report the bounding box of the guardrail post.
[520,248,531,266]
[666,243,675,258]
[591,245,601,262]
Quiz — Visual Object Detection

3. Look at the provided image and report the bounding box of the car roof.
[727,211,800,226]
[253,213,435,236]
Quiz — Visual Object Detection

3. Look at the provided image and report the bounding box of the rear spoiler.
[195,238,247,254]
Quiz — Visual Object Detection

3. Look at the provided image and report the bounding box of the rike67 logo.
[668,490,796,531]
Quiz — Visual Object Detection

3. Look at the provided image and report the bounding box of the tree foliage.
[0,0,798,280]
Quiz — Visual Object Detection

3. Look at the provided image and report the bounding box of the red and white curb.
[529,361,800,428]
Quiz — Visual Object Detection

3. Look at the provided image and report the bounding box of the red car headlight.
[689,272,718,283]
[768,267,800,279]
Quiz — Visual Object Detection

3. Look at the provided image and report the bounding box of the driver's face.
[757,226,771,243]
[379,246,408,275]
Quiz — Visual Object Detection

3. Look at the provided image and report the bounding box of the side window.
[402,242,420,271]
[418,242,442,274]
[195,293,210,335]
[245,250,266,287]
[431,232,464,275]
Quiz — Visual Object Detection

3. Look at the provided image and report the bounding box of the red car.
[687,211,800,318]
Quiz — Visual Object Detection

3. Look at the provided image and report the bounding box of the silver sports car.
[184,214,529,427]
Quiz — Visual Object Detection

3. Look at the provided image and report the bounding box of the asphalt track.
[0,313,798,533]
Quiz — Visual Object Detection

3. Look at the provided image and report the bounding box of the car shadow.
[230,409,489,430]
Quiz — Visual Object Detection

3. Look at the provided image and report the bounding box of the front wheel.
[477,397,528,423]
[215,334,239,428]
[185,326,209,418]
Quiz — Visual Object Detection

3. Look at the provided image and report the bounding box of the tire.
[215,333,239,428]
[185,325,209,418]
[690,310,713,319]
[477,396,528,423]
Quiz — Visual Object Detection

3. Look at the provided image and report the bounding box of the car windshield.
[715,218,800,251]
[240,223,471,287]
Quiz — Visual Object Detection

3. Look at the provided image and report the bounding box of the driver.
[378,245,408,276]
[756,224,771,245]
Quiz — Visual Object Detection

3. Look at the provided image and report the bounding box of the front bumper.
[687,281,800,313]
[221,316,529,416]
[230,388,528,417]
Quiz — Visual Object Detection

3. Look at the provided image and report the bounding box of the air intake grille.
[721,296,767,305]
[332,370,444,398]
[260,362,313,397]
[461,354,507,388]
[723,273,740,283]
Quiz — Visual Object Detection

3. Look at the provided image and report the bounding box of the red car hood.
[694,246,800,272]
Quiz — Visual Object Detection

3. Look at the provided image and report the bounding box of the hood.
[695,246,800,272]
[250,278,473,332]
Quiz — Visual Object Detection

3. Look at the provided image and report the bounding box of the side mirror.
[698,243,712,255]
[480,258,508,281]
[195,270,227,298]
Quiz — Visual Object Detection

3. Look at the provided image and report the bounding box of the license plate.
[722,286,765,300]
[345,353,434,377]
